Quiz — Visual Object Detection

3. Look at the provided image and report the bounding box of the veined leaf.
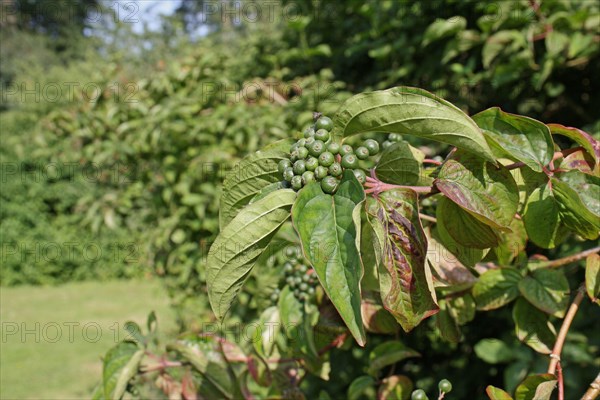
[522,183,563,249]
[437,299,462,343]
[473,107,554,172]
[486,385,514,400]
[291,171,366,345]
[332,86,495,162]
[219,150,288,229]
[101,341,144,400]
[513,298,556,354]
[431,219,488,268]
[208,189,296,320]
[473,267,522,310]
[474,339,515,364]
[586,253,600,304]
[548,124,599,167]
[435,151,519,230]
[375,141,432,186]
[437,197,500,249]
[519,269,570,318]
[253,306,280,358]
[378,375,413,400]
[348,376,376,400]
[367,341,420,376]
[514,374,556,400]
[551,174,600,240]
[366,189,438,332]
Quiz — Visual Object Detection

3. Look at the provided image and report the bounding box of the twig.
[419,213,437,223]
[582,372,600,400]
[542,246,600,269]
[548,286,586,374]
[423,158,442,166]
[557,362,564,400]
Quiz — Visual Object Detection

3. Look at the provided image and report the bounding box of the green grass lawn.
[0,280,176,399]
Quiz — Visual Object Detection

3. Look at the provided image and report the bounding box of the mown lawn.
[0,280,176,399]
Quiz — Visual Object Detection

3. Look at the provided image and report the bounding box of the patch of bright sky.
[130,1,180,33]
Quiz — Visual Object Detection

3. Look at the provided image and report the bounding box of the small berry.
[297,138,306,147]
[283,167,295,182]
[438,379,452,393]
[355,146,369,160]
[290,150,299,162]
[389,133,401,142]
[297,146,309,159]
[341,153,359,169]
[300,283,308,291]
[315,116,333,132]
[363,139,380,155]
[304,127,315,138]
[293,160,306,175]
[329,162,342,177]
[319,152,335,167]
[314,166,328,180]
[411,389,428,400]
[283,263,293,273]
[302,274,310,282]
[353,169,367,184]
[305,157,319,171]
[308,287,315,294]
[270,293,278,302]
[305,136,316,145]
[278,159,292,174]
[299,264,308,273]
[302,171,316,185]
[327,142,340,154]
[285,247,298,259]
[309,140,325,157]
[315,129,330,142]
[339,144,354,156]
[321,176,339,194]
[291,175,303,190]
[382,140,393,149]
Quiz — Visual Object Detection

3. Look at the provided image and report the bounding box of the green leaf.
[249,181,289,204]
[208,189,296,320]
[437,299,462,343]
[360,219,381,292]
[366,189,439,332]
[486,385,514,400]
[291,171,366,345]
[367,341,420,377]
[552,176,600,240]
[422,17,467,47]
[429,224,487,269]
[361,294,399,335]
[378,375,414,400]
[514,374,556,400]
[545,30,569,56]
[519,269,570,318]
[586,253,600,303]
[473,267,522,310]
[523,184,562,249]
[435,151,519,230]
[278,285,303,339]
[101,342,144,400]
[348,375,376,400]
[219,150,288,229]
[473,108,554,172]
[513,298,556,354]
[253,306,280,358]
[494,217,527,265]
[447,293,476,325]
[167,337,235,399]
[548,124,600,166]
[374,141,432,186]
[437,197,500,249]
[332,86,495,162]
[482,30,522,68]
[474,339,515,364]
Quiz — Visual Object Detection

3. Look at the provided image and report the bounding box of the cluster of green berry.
[278,115,380,194]
[381,133,402,149]
[411,379,452,400]
[269,247,319,303]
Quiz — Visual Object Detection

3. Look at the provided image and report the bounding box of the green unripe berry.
[290,150,299,162]
[309,140,325,157]
[438,380,452,393]
[270,293,278,302]
[353,169,367,184]
[382,140,393,149]
[411,389,428,400]
[321,176,338,194]
[291,175,303,190]
[305,136,316,146]
[284,262,293,273]
[339,144,354,156]
[304,127,315,138]
[302,274,311,282]
[299,283,308,291]
[318,152,335,167]
[315,116,333,132]
[355,146,369,160]
[342,153,359,169]
[363,139,380,155]
[315,129,330,142]
[294,277,302,285]
[305,157,319,171]
[302,171,316,185]
[285,247,298,258]
[283,167,295,182]
[329,162,342,177]
[286,276,295,285]
[327,142,340,154]
[278,159,292,174]
[297,138,306,147]
[294,289,300,297]
[297,146,309,159]
[293,160,306,175]
[299,264,308,273]
[389,133,401,142]
[314,166,328,180]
